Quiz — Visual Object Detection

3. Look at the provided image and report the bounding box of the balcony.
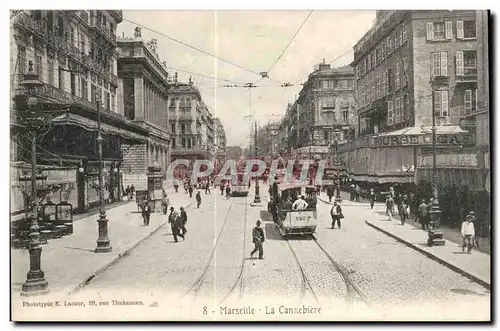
[89,20,117,46]
[430,75,450,87]
[15,83,126,121]
[14,16,69,54]
[177,112,193,121]
[456,67,478,84]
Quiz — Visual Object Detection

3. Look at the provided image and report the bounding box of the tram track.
[180,195,249,304]
[285,239,320,304]
[179,198,235,301]
[219,195,248,305]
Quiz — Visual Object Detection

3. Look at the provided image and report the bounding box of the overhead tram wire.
[266,10,313,75]
[289,49,355,85]
[124,18,263,80]
[252,11,313,86]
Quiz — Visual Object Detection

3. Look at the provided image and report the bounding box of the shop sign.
[417,153,478,168]
[351,133,475,149]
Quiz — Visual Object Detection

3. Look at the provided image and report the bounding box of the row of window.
[386,88,477,126]
[356,24,408,79]
[320,79,354,90]
[320,96,353,109]
[426,20,476,41]
[431,50,477,77]
[357,58,408,107]
[387,96,410,126]
[18,48,116,112]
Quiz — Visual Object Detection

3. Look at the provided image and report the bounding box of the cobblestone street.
[57,185,490,321]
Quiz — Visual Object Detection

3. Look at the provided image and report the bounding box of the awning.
[52,113,148,143]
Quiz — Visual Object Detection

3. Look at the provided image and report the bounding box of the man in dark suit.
[250,220,265,260]
[179,207,188,236]
[142,199,152,226]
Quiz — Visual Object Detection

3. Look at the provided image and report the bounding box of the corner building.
[277,62,357,160]
[117,31,171,188]
[167,80,217,177]
[342,10,483,189]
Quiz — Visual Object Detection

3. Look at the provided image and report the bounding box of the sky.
[117,10,376,147]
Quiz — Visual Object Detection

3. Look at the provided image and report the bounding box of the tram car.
[231,173,249,197]
[269,184,318,237]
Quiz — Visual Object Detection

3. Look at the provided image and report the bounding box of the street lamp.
[427,85,445,246]
[94,91,112,253]
[16,62,52,296]
[251,121,262,206]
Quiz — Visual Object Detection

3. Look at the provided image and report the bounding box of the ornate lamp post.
[251,121,262,206]
[15,62,57,296]
[94,91,112,253]
[427,86,445,246]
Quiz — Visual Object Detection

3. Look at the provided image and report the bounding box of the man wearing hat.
[418,199,429,229]
[250,220,265,260]
[168,207,184,243]
[368,189,376,209]
[461,211,476,254]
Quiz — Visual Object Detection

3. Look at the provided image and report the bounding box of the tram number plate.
[293,216,311,223]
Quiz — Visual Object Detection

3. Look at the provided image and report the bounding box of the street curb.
[69,201,193,296]
[365,220,490,290]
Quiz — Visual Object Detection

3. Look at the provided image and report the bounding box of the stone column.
[134,77,144,120]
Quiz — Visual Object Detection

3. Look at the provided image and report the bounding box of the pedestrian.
[141,199,151,226]
[196,191,202,208]
[330,201,343,229]
[205,181,211,194]
[386,195,395,220]
[225,185,231,199]
[179,207,188,236]
[461,211,476,254]
[418,199,429,230]
[188,185,193,198]
[269,199,278,224]
[327,186,334,203]
[173,180,179,193]
[369,188,376,209]
[250,220,265,260]
[130,184,135,199]
[220,182,225,196]
[168,207,184,243]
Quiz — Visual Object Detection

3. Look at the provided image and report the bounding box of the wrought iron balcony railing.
[15,83,126,121]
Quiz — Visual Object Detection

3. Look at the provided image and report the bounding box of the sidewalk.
[11,187,193,299]
[365,205,491,289]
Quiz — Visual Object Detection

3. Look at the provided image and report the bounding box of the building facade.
[340,10,482,188]
[214,118,227,161]
[10,10,150,217]
[277,62,357,160]
[167,79,216,172]
[117,29,171,188]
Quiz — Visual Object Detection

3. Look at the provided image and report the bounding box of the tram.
[269,183,318,237]
[231,173,249,197]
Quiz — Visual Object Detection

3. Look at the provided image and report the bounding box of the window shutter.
[387,101,393,125]
[445,21,453,39]
[387,37,392,53]
[457,20,464,39]
[440,52,447,76]
[433,91,441,116]
[441,91,449,117]
[475,89,478,112]
[464,89,472,114]
[426,22,434,40]
[456,51,464,75]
